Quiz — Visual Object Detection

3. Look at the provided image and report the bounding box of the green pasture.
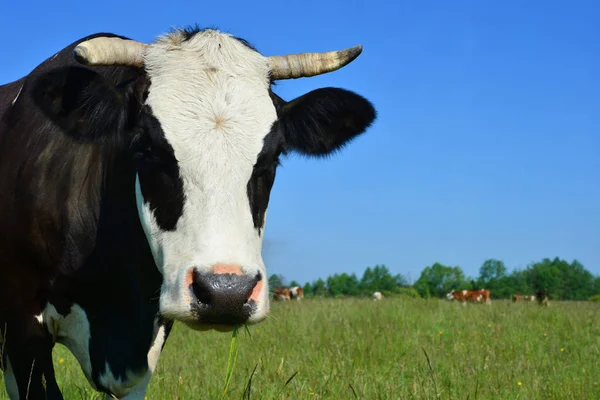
[1,298,599,399]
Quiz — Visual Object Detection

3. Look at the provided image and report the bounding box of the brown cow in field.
[273,288,291,301]
[512,294,523,302]
[289,286,304,301]
[513,294,536,302]
[447,289,491,305]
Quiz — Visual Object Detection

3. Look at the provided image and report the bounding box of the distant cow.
[469,289,491,304]
[273,288,291,301]
[373,292,383,301]
[447,289,491,305]
[289,286,304,301]
[536,289,549,306]
[513,294,536,302]
[512,294,523,302]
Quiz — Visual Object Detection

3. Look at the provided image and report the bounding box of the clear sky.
[2,0,598,285]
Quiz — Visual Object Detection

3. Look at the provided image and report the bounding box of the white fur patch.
[98,362,148,399]
[147,319,167,373]
[103,371,151,400]
[100,318,168,399]
[35,303,97,390]
[135,29,273,323]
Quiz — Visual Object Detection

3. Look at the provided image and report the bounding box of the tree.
[414,262,466,298]
[594,276,600,295]
[521,257,596,300]
[360,267,374,294]
[359,264,405,295]
[268,274,283,289]
[303,282,313,297]
[289,280,300,287]
[312,278,328,297]
[478,259,507,283]
[327,273,360,297]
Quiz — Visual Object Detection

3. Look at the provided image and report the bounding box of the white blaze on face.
[134,30,274,323]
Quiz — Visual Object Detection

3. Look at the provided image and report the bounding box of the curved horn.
[268,45,363,80]
[73,37,147,67]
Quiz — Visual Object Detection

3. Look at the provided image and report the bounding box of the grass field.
[1,298,599,399]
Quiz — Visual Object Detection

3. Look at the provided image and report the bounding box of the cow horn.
[268,45,363,80]
[73,37,147,67]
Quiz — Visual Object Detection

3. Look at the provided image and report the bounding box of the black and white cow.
[0,26,376,399]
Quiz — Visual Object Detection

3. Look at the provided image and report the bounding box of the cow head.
[71,28,376,330]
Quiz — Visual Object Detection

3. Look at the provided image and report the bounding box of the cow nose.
[188,264,262,325]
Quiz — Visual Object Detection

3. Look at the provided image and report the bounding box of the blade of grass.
[243,363,259,400]
[221,325,240,399]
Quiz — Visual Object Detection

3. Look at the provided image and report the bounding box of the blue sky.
[2,0,598,284]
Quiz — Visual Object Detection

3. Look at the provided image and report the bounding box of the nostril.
[191,272,213,306]
[248,274,263,303]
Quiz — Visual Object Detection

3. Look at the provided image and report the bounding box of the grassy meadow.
[1,298,599,399]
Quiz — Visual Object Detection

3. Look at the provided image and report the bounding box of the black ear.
[280,87,376,156]
[31,66,136,142]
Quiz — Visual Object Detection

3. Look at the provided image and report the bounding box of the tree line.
[270,257,600,301]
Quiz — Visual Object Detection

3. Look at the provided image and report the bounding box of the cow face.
[73,28,376,330]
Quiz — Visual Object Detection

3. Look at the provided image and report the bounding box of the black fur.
[31,66,136,142]
[246,87,376,232]
[279,87,377,157]
[132,107,185,231]
[179,25,259,52]
[0,32,171,399]
[247,126,282,232]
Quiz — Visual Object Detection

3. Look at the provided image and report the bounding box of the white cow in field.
[373,291,383,301]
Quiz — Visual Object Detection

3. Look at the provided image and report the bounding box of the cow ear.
[279,88,376,157]
[31,66,136,141]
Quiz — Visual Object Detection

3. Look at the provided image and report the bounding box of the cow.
[0,26,376,399]
[512,294,523,302]
[474,289,491,304]
[447,289,470,305]
[536,289,549,306]
[372,291,383,301]
[289,286,304,301]
[447,289,491,305]
[273,288,291,301]
[513,294,536,303]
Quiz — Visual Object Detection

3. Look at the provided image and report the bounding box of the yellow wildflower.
[518,381,522,386]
